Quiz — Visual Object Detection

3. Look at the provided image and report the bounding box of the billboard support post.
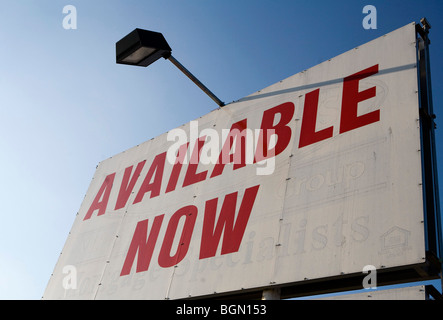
[416,18,443,291]
[261,288,281,300]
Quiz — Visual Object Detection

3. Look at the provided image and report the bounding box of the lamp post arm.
[167,55,225,107]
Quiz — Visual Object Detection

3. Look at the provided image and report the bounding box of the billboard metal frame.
[314,285,442,300]
[416,23,442,263]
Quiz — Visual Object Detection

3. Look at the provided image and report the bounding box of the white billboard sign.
[44,22,426,299]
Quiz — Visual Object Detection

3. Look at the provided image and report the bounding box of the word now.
[120,185,260,276]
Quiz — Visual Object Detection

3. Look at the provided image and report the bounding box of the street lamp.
[116,28,225,107]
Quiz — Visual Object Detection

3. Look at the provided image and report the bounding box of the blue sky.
[0,0,442,299]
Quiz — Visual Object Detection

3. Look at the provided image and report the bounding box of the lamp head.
[116,28,172,67]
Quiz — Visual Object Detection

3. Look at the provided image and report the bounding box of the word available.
[82,64,381,277]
